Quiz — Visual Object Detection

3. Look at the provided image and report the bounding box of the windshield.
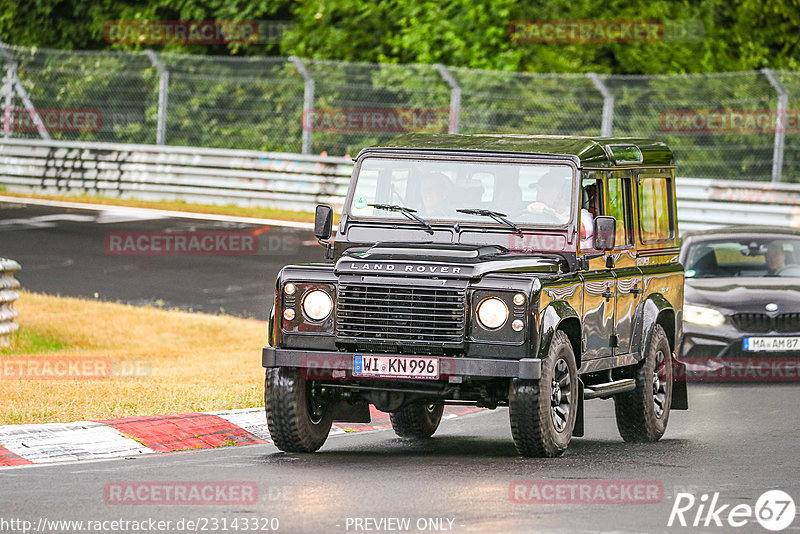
[349,157,575,227]
[685,237,800,278]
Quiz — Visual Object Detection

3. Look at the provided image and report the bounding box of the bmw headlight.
[684,304,725,327]
[302,290,333,321]
[477,297,509,330]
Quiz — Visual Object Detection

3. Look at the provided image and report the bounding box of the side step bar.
[583,378,636,400]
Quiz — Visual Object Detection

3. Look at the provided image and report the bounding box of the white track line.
[0,195,314,229]
[0,421,154,463]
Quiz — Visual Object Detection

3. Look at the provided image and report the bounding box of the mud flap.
[671,357,689,410]
[572,378,585,437]
[332,400,371,423]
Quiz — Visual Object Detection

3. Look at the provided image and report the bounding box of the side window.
[637,174,674,243]
[607,173,632,248]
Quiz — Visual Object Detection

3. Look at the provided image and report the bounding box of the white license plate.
[743,337,800,352]
[353,355,439,380]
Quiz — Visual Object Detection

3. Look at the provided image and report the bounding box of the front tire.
[614,324,673,442]
[265,368,333,452]
[509,330,578,457]
[390,402,444,438]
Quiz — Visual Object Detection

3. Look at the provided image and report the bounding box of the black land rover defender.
[262,134,687,457]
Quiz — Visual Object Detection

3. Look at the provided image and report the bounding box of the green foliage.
[1,0,798,179]
[1,0,797,73]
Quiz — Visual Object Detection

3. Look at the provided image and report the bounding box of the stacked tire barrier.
[0,259,21,347]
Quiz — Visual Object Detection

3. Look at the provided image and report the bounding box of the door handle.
[602,290,614,301]
[630,286,642,296]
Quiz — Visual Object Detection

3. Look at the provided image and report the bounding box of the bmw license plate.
[353,355,439,380]
[743,337,800,352]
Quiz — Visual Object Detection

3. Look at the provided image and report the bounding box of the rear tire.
[614,324,673,442]
[390,402,444,438]
[265,368,333,452]
[509,330,578,457]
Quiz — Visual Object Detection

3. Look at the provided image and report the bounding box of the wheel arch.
[634,293,677,361]
[539,301,582,371]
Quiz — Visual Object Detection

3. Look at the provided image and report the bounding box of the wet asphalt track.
[0,201,322,319]
[1,384,799,533]
[1,200,799,533]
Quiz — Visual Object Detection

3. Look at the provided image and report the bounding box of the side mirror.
[314,205,333,240]
[593,216,616,251]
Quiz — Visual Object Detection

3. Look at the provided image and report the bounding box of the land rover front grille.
[731,313,800,333]
[336,284,466,348]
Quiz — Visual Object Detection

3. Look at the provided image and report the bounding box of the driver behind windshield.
[419,172,455,217]
[766,242,787,275]
[525,171,571,224]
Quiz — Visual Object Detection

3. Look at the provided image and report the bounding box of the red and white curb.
[0,406,481,467]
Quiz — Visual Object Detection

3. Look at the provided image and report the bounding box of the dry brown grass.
[0,292,268,425]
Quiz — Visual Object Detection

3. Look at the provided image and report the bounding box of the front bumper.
[680,323,800,360]
[679,323,800,382]
[262,347,542,380]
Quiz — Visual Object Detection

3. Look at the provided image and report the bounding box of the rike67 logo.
[669,490,796,531]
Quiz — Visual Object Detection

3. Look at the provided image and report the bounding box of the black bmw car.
[679,226,800,381]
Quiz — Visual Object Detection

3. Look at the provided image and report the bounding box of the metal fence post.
[2,62,13,137]
[434,64,461,134]
[144,51,169,145]
[762,68,788,183]
[289,56,314,154]
[0,39,50,140]
[587,73,614,137]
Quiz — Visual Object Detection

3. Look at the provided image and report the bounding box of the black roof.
[683,225,800,239]
[368,133,674,167]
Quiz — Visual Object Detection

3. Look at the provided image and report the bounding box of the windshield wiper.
[370,204,434,234]
[456,208,523,235]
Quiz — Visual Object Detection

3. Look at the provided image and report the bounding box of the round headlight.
[477,297,509,330]
[303,290,333,321]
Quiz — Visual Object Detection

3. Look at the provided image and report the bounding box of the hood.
[686,277,800,314]
[335,243,564,279]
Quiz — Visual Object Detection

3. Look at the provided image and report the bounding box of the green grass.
[2,327,71,355]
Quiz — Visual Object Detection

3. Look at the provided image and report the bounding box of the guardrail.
[1,138,799,232]
[676,178,800,232]
[0,138,352,213]
[0,259,21,347]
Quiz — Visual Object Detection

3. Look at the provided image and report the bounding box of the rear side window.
[637,176,674,243]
